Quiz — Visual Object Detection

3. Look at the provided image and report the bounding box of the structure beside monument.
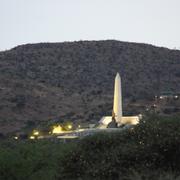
[99,73,139,128]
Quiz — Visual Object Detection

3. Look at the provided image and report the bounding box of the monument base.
[99,116,139,128]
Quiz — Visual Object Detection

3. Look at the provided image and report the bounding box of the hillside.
[0,40,180,133]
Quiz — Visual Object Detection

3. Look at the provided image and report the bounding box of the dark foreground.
[1,115,180,180]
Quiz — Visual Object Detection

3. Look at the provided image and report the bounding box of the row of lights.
[14,123,81,140]
[159,95,179,99]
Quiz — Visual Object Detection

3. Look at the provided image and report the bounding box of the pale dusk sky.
[0,0,180,50]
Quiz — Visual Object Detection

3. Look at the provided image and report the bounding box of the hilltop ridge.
[0,40,180,133]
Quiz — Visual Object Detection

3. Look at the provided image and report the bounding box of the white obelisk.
[113,73,122,123]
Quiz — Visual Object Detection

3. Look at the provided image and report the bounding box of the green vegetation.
[1,115,180,179]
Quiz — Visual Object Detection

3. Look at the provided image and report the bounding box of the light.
[78,125,81,128]
[67,124,72,130]
[33,130,39,136]
[77,129,84,132]
[14,136,18,140]
[159,96,163,99]
[29,136,35,140]
[52,125,63,134]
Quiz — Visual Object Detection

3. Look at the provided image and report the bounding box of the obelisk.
[113,73,122,123]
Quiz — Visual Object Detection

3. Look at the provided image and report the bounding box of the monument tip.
[116,72,120,78]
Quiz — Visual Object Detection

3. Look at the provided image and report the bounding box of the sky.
[0,0,180,50]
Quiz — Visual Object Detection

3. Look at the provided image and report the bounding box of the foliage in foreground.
[0,115,180,179]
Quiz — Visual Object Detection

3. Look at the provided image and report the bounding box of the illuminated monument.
[99,73,139,128]
[113,73,122,123]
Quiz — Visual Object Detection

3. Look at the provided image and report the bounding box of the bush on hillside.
[0,115,180,179]
[60,115,180,179]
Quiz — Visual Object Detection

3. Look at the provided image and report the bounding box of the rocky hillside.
[0,40,180,133]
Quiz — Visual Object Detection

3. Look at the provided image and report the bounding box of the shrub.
[1,115,180,179]
[60,115,180,179]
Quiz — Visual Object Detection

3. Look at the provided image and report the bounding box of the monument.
[113,73,122,123]
[99,73,139,128]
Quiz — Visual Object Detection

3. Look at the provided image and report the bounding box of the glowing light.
[33,130,39,136]
[14,136,18,140]
[29,136,35,140]
[174,95,178,99]
[52,125,63,134]
[77,129,84,132]
[67,124,72,130]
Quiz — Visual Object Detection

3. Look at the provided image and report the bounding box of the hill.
[0,40,180,133]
